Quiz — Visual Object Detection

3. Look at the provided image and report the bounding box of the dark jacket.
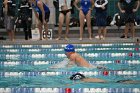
[18,0,32,20]
[6,0,16,16]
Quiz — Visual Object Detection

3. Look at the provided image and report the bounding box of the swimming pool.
[0,43,140,93]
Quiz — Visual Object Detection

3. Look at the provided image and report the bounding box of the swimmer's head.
[70,73,85,80]
[64,44,75,52]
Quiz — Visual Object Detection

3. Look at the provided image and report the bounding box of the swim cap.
[70,73,85,80]
[64,44,75,52]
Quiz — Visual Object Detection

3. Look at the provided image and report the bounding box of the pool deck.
[0,26,140,45]
[0,37,139,45]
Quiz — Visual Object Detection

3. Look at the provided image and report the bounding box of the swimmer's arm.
[67,61,75,67]
[65,78,108,87]
[116,80,140,84]
[82,78,107,83]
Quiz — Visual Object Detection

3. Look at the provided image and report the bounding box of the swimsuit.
[59,0,72,11]
[81,0,91,15]
[32,0,50,22]
[60,9,71,16]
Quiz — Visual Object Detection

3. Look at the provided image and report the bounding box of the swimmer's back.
[70,53,94,68]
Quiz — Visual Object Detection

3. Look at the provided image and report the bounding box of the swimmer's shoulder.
[70,53,77,59]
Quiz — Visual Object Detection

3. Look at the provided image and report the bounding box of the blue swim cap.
[64,44,75,52]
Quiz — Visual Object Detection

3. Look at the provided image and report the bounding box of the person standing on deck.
[18,0,32,40]
[56,0,72,40]
[74,0,94,40]
[94,0,108,40]
[29,0,50,40]
[3,0,16,41]
[118,0,139,39]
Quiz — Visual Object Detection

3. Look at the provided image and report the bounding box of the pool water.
[0,43,140,93]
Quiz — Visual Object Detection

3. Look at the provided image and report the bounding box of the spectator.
[3,0,16,41]
[18,0,32,40]
[74,0,94,40]
[95,0,108,40]
[118,0,139,38]
[29,0,50,40]
[56,0,72,40]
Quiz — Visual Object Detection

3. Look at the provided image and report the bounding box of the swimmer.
[64,44,95,68]
[70,73,106,83]
[69,73,140,84]
[64,44,105,69]
[51,44,106,69]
